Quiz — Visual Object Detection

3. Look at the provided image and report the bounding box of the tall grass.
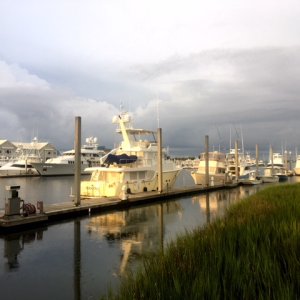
[104,184,300,299]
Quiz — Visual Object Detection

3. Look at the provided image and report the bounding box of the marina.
[0,124,298,230]
[0,122,298,299]
[1,2,300,298]
[0,115,299,300]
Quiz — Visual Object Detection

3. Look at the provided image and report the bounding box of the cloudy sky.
[0,0,300,156]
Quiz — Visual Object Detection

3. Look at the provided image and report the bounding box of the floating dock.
[0,183,238,231]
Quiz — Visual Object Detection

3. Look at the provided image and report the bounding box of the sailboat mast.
[229,127,232,150]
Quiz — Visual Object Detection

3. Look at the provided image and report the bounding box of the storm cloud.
[0,1,300,156]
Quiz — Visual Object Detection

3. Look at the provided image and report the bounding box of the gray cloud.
[0,47,300,156]
[128,47,300,153]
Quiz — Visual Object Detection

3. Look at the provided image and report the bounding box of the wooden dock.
[0,183,238,231]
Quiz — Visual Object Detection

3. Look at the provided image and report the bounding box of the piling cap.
[5,185,20,191]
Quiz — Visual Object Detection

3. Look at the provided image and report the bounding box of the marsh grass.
[104,184,300,299]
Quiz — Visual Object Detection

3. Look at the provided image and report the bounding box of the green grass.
[104,183,300,299]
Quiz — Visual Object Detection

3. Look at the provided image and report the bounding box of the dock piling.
[157,128,163,193]
[270,145,274,175]
[205,135,209,187]
[256,144,259,177]
[74,116,81,207]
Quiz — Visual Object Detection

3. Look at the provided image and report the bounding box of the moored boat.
[239,170,262,185]
[266,152,288,182]
[0,138,45,176]
[80,112,181,198]
[225,148,252,179]
[191,151,231,186]
[32,137,105,176]
[0,157,41,176]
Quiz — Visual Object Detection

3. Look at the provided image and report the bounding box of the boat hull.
[191,172,228,186]
[0,161,39,177]
[277,174,289,182]
[261,176,279,183]
[240,179,262,185]
[81,169,181,198]
[0,167,39,177]
[32,162,90,176]
[294,168,300,176]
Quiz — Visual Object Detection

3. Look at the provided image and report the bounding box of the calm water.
[0,171,298,300]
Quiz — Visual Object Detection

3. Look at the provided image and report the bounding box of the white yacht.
[294,155,300,176]
[239,169,262,185]
[225,148,252,180]
[266,152,288,182]
[81,112,181,198]
[0,138,43,176]
[0,155,41,176]
[261,167,280,183]
[191,151,230,186]
[32,137,105,176]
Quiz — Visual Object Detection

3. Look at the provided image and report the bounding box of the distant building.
[12,137,58,162]
[0,140,17,165]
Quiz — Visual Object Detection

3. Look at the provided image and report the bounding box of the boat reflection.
[194,185,263,222]
[87,201,182,275]
[86,185,264,275]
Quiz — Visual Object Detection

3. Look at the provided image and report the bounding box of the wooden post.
[74,116,81,206]
[157,128,163,193]
[235,140,239,181]
[270,145,274,176]
[205,135,209,187]
[256,144,259,177]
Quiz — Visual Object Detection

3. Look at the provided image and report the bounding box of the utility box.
[5,185,22,216]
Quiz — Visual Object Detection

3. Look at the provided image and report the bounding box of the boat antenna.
[229,126,232,150]
[120,102,124,113]
[233,125,239,139]
[240,125,244,155]
[215,125,223,152]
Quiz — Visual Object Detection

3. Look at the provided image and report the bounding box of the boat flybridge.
[81,112,182,198]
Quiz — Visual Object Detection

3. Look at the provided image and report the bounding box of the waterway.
[0,171,298,300]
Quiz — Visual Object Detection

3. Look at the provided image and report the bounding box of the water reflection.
[3,228,46,270]
[0,180,296,300]
[84,186,261,276]
[86,203,171,275]
[74,219,81,300]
